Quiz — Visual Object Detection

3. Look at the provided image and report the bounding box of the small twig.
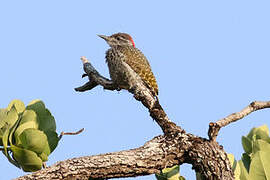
[59,128,84,139]
[208,101,270,141]
[74,81,98,92]
[74,56,117,92]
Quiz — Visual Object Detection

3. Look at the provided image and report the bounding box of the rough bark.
[16,134,232,180]
[16,56,270,180]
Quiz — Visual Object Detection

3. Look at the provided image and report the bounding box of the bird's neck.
[110,45,134,49]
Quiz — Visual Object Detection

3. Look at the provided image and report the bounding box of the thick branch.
[208,101,270,141]
[16,136,168,180]
[16,133,233,180]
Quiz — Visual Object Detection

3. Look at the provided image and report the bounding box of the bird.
[98,33,158,97]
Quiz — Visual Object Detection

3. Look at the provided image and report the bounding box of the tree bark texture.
[16,134,232,180]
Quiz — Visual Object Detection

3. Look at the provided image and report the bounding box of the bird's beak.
[98,35,109,41]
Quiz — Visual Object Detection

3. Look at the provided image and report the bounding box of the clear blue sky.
[1,1,270,179]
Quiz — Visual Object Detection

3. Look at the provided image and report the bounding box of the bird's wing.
[121,47,158,95]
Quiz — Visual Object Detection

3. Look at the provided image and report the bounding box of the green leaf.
[19,129,48,154]
[233,160,241,180]
[255,129,270,142]
[241,153,251,173]
[242,136,252,154]
[1,124,21,168]
[13,110,38,145]
[39,109,56,132]
[156,165,182,180]
[253,139,270,154]
[26,99,46,111]
[227,154,236,171]
[247,127,257,140]
[247,125,269,141]
[42,141,51,157]
[10,145,43,172]
[14,121,38,145]
[35,132,58,160]
[2,106,19,148]
[19,110,38,125]
[44,130,59,154]
[238,160,249,180]
[0,107,21,167]
[8,114,22,146]
[227,153,241,179]
[249,151,270,180]
[6,106,19,129]
[257,125,269,136]
[0,109,8,145]
[2,125,10,156]
[38,152,48,162]
[26,100,56,132]
[7,99,25,114]
[0,109,8,129]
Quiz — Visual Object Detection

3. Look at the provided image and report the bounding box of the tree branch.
[75,56,180,135]
[208,101,270,141]
[16,133,233,180]
[59,128,84,140]
[74,56,117,92]
[19,56,270,179]
[16,136,168,180]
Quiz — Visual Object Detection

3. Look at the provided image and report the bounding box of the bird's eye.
[116,37,121,40]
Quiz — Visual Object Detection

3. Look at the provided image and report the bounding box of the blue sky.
[1,1,270,179]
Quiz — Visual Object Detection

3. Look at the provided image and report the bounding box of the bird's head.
[98,33,135,48]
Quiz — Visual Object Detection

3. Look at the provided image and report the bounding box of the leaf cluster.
[228,125,270,180]
[0,99,59,172]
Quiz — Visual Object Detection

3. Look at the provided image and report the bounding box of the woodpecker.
[98,33,158,96]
